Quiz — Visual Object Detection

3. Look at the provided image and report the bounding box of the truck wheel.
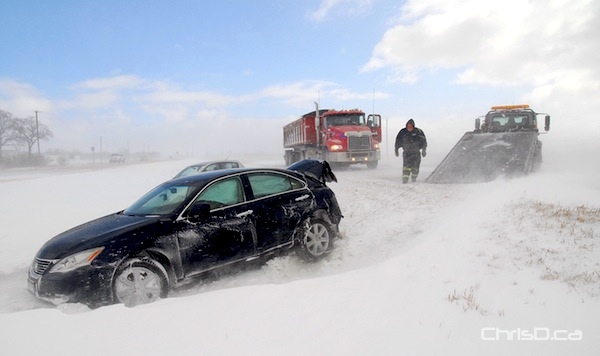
[297,218,334,261]
[533,143,543,172]
[293,152,302,164]
[113,257,169,307]
[331,162,350,170]
[284,151,294,166]
[367,161,378,169]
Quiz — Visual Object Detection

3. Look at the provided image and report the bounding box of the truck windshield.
[486,113,532,131]
[327,114,365,127]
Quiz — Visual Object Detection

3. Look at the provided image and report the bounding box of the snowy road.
[0,157,598,355]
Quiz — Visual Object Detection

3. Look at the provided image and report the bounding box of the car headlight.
[50,247,105,273]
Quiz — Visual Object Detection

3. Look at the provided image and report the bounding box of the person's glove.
[395,150,399,157]
[421,149,427,157]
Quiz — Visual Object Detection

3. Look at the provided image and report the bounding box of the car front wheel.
[297,218,333,261]
[113,257,168,307]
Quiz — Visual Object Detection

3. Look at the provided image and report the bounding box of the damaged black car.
[28,160,342,307]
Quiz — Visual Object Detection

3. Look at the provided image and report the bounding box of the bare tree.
[0,110,17,160]
[13,116,53,159]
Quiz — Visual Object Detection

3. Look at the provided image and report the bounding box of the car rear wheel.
[297,218,333,261]
[113,257,168,307]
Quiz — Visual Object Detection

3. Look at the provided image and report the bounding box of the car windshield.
[176,166,202,178]
[123,183,198,216]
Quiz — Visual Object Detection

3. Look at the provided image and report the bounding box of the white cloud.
[142,89,234,107]
[68,91,120,110]
[364,0,600,91]
[73,75,144,91]
[0,80,54,116]
[308,0,373,21]
[252,80,389,108]
[361,0,600,150]
[252,80,336,106]
[2,74,387,154]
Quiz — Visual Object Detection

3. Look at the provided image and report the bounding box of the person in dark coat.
[394,119,427,183]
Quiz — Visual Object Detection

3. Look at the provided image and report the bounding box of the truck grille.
[32,258,56,276]
[348,135,371,151]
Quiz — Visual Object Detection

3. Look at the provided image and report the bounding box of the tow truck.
[426,104,551,183]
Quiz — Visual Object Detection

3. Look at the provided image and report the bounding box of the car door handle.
[236,210,253,218]
[295,194,310,201]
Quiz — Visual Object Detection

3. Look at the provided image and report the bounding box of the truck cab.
[476,104,550,133]
[320,110,382,168]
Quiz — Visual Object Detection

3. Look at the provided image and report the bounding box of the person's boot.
[411,176,417,182]
[403,168,411,184]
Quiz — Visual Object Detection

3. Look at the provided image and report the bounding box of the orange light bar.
[491,104,530,110]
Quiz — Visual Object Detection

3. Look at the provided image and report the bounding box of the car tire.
[113,257,169,307]
[297,218,334,261]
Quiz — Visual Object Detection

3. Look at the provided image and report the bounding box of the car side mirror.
[544,115,550,132]
[187,203,210,222]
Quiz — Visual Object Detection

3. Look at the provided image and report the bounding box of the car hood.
[36,213,161,259]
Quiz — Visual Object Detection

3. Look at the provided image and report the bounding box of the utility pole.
[372,88,375,116]
[34,110,41,157]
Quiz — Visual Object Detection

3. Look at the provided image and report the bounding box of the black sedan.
[28,160,342,307]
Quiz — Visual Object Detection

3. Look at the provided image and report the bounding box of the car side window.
[247,173,303,199]
[222,162,239,169]
[194,177,244,209]
[205,163,220,171]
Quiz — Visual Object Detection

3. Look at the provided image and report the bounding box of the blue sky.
[1,0,598,158]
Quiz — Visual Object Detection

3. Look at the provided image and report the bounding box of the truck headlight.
[50,247,105,273]
[330,144,343,151]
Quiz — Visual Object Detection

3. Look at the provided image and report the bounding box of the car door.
[176,176,257,277]
[243,171,314,252]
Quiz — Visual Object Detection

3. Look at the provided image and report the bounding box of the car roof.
[186,160,242,167]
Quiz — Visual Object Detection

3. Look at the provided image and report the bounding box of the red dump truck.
[283,103,382,168]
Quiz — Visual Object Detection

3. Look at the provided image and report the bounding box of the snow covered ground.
[0,151,599,355]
